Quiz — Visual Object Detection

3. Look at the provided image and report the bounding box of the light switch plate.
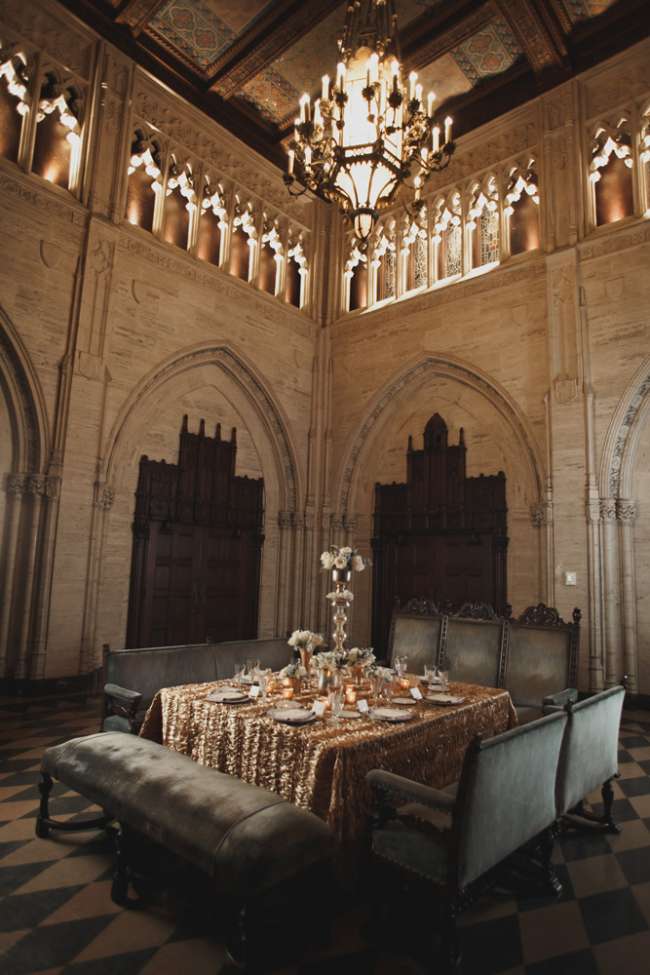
[564,571,577,586]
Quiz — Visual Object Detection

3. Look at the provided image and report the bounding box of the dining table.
[140,678,516,846]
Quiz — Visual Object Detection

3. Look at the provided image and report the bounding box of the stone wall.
[0,0,649,694]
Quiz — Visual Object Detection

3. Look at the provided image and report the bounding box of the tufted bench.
[37,733,335,968]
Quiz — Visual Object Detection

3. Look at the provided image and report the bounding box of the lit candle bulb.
[409,71,417,101]
[304,145,312,168]
[391,59,399,94]
[287,148,295,176]
[432,124,440,153]
[415,83,422,104]
[313,99,322,126]
[337,61,345,89]
[427,91,436,117]
[445,115,453,143]
[321,74,330,101]
[414,175,422,201]
[299,94,309,123]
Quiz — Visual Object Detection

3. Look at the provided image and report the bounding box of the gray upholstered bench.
[37,733,334,967]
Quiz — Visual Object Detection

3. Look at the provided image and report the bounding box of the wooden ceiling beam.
[208,0,343,100]
[114,0,166,38]
[493,0,569,79]
[401,0,495,71]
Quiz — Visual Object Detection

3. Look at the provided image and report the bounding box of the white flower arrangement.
[279,661,307,679]
[287,629,324,650]
[326,589,354,603]
[368,664,395,682]
[320,545,368,573]
[312,650,339,671]
[346,646,376,667]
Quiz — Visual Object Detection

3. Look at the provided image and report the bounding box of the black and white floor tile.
[1,695,649,974]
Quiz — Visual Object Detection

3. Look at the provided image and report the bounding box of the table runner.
[140,681,516,845]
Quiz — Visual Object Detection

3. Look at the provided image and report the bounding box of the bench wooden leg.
[564,776,621,835]
[35,772,111,838]
[109,824,143,909]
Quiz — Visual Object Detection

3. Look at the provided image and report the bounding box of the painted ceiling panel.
[450,13,522,85]
[564,0,619,24]
[149,0,274,72]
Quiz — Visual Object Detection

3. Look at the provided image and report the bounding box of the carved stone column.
[0,474,27,677]
[79,482,115,675]
[600,497,622,686]
[586,496,605,691]
[617,499,638,693]
[276,510,297,638]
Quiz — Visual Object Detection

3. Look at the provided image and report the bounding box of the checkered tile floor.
[1,697,649,974]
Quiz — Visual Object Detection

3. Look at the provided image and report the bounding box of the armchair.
[367,710,567,970]
[387,600,442,674]
[555,685,625,833]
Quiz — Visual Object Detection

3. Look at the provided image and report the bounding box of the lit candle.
[345,685,357,706]
[409,71,417,101]
[313,99,322,126]
[369,52,379,84]
[282,686,294,700]
[427,91,435,117]
[414,175,421,201]
[415,83,422,104]
[391,59,399,94]
[337,61,345,89]
[432,124,440,153]
[445,115,453,143]
[321,74,330,101]
[300,93,309,123]
[304,145,312,168]
[287,149,295,176]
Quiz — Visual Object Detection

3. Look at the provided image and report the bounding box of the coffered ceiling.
[62,0,648,165]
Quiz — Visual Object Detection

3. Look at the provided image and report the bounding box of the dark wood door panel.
[126,418,264,648]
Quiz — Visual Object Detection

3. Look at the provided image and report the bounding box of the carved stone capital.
[5,473,28,496]
[586,498,601,525]
[616,499,637,523]
[530,502,545,527]
[95,484,115,511]
[599,498,617,523]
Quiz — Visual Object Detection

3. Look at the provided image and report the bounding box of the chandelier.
[284,0,455,243]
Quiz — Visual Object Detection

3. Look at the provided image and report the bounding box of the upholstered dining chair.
[555,685,625,834]
[444,604,506,687]
[366,710,568,970]
[387,602,443,674]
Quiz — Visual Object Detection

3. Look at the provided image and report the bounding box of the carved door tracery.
[372,414,508,655]
[126,416,264,648]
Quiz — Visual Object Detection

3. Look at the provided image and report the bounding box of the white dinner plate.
[369,707,414,723]
[267,707,316,726]
[425,694,466,706]
[339,709,362,719]
[391,696,415,706]
[207,687,249,704]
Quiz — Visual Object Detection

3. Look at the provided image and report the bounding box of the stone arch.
[84,343,302,666]
[337,353,545,519]
[103,343,300,513]
[0,304,50,475]
[0,305,53,679]
[600,356,650,500]
[333,353,548,648]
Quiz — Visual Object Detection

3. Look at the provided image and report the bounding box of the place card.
[357,699,369,714]
[313,700,326,718]
[249,685,261,699]
[409,686,423,701]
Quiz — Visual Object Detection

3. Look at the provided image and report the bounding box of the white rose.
[334,555,348,569]
[351,555,365,572]
[320,552,335,570]
[340,547,352,557]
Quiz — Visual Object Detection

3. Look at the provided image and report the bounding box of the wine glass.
[257,669,271,703]
[395,655,409,678]
[424,664,436,685]
[328,688,344,722]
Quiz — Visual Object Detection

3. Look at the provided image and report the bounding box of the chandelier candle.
[284,0,455,244]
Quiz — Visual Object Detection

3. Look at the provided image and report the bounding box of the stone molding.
[4,473,60,498]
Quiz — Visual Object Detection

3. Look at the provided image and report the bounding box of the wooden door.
[372,414,507,655]
[126,417,264,648]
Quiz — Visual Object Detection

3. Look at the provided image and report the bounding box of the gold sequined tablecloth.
[140,682,517,846]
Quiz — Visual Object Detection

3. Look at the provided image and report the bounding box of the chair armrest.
[543,687,578,708]
[366,769,456,813]
[103,684,142,732]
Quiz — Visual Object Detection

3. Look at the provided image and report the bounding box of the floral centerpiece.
[320,545,369,655]
[287,629,324,673]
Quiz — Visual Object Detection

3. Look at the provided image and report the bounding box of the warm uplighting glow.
[284,0,454,244]
[0,48,30,117]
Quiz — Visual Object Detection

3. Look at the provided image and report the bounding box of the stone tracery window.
[467,176,500,269]
[345,238,368,312]
[504,160,540,254]
[33,72,82,191]
[125,129,163,232]
[589,116,634,225]
[286,232,308,308]
[259,215,283,296]
[0,43,30,163]
[432,191,462,282]
[371,220,397,302]
[402,207,428,292]
[162,156,196,250]
[229,196,257,281]
[198,177,227,266]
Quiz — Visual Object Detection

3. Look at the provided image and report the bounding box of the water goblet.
[328,688,344,722]
[395,655,409,678]
[438,669,449,692]
[257,669,271,703]
[424,664,436,685]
